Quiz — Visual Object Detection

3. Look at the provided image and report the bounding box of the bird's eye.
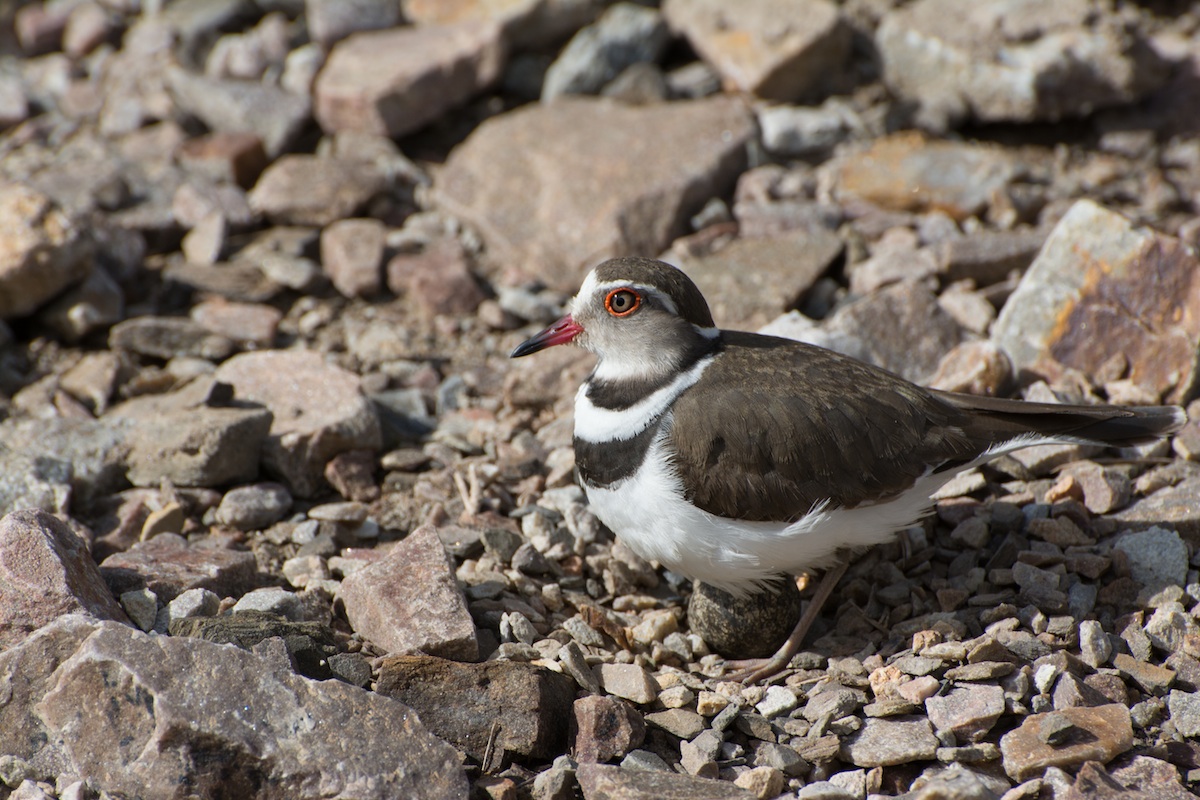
[604,289,641,317]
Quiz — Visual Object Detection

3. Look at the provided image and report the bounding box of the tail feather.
[935,391,1187,449]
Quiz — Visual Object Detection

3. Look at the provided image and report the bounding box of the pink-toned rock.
[323,449,380,503]
[0,509,129,648]
[662,0,850,101]
[386,238,485,316]
[190,297,282,348]
[15,4,67,55]
[576,763,756,799]
[98,532,257,603]
[338,525,478,660]
[62,2,116,58]
[321,218,385,299]
[434,96,753,290]
[992,200,1200,404]
[214,350,382,496]
[924,684,1006,743]
[314,22,505,137]
[574,696,646,763]
[176,131,269,189]
[403,0,604,50]
[248,155,387,227]
[0,184,94,320]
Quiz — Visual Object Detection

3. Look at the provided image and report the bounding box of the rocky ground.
[2,0,1200,798]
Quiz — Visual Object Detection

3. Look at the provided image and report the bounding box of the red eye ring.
[604,288,641,317]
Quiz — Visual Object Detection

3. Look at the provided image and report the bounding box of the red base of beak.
[510,315,583,358]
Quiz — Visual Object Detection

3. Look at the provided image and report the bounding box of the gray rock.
[169,610,337,679]
[575,696,647,763]
[167,66,310,157]
[1167,690,1200,738]
[38,264,125,342]
[1114,526,1189,590]
[231,587,304,621]
[215,482,293,530]
[305,0,400,48]
[108,316,235,361]
[338,524,478,660]
[840,716,938,767]
[0,509,130,649]
[376,655,575,763]
[248,155,388,228]
[758,99,864,157]
[21,620,467,798]
[119,588,159,632]
[688,579,802,659]
[1114,478,1200,539]
[542,3,669,100]
[215,350,381,497]
[320,218,385,299]
[877,0,1170,130]
[0,184,93,320]
[924,685,1006,743]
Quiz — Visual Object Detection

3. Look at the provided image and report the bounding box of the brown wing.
[666,332,980,521]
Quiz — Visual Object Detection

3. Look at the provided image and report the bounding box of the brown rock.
[323,449,380,503]
[338,525,478,660]
[928,340,1012,396]
[992,200,1200,404]
[662,0,850,101]
[999,704,1134,781]
[1114,478,1200,538]
[99,532,257,603]
[576,762,755,799]
[573,696,646,763]
[314,22,505,137]
[0,184,94,320]
[249,155,388,227]
[215,350,381,497]
[831,133,1018,221]
[434,96,753,290]
[934,228,1047,285]
[0,509,129,649]
[386,238,486,316]
[190,298,282,348]
[29,621,467,799]
[404,0,605,51]
[321,218,386,299]
[376,654,575,763]
[1113,652,1175,695]
[674,229,842,329]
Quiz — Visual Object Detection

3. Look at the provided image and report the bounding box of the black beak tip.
[510,340,538,359]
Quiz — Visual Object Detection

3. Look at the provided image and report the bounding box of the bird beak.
[510,315,583,358]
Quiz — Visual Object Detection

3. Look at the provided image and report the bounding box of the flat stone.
[644,708,706,740]
[877,0,1169,129]
[542,3,669,100]
[992,200,1200,404]
[839,716,938,767]
[215,350,381,497]
[305,0,401,48]
[108,316,234,361]
[1113,653,1175,695]
[999,704,1133,782]
[99,532,257,603]
[314,21,504,137]
[376,654,574,763]
[434,95,753,291]
[338,524,477,660]
[0,183,93,320]
[595,663,659,705]
[249,154,388,228]
[167,66,310,157]
[831,132,1018,221]
[1115,478,1200,539]
[321,218,385,299]
[663,0,850,101]
[575,696,647,763]
[0,509,130,649]
[26,620,466,798]
[674,228,842,329]
[190,298,282,348]
[215,482,293,530]
[1167,690,1200,738]
[933,228,1047,286]
[169,610,338,679]
[1114,526,1189,590]
[576,762,755,799]
[925,685,1006,743]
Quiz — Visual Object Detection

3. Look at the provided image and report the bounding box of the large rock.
[376,655,576,763]
[999,704,1133,781]
[0,183,93,320]
[662,0,850,102]
[214,351,382,497]
[338,525,478,660]
[434,96,754,290]
[3,619,468,799]
[991,200,1200,403]
[314,21,505,137]
[0,509,129,649]
[576,763,755,799]
[99,532,258,603]
[0,417,132,513]
[876,0,1170,129]
[109,376,273,489]
[167,66,311,158]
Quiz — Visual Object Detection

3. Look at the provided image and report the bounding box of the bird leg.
[724,560,851,684]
